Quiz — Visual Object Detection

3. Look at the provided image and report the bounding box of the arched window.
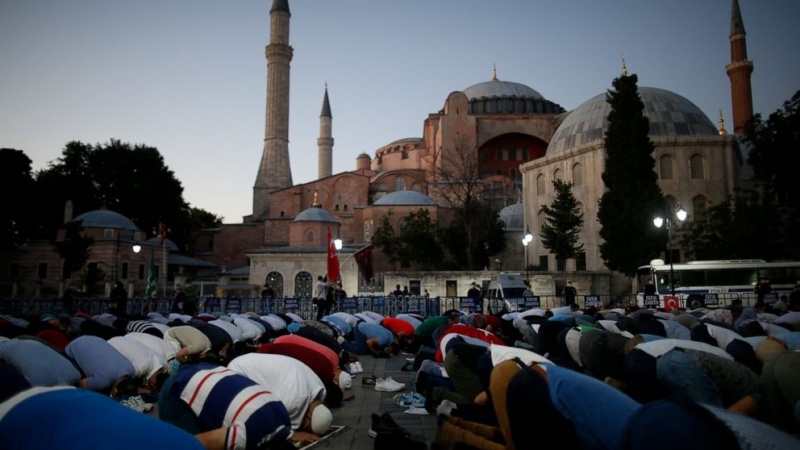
[659,155,674,180]
[689,154,705,179]
[363,219,374,242]
[394,177,405,191]
[265,272,284,298]
[305,230,314,242]
[294,271,313,298]
[554,169,563,181]
[571,163,583,186]
[537,209,546,234]
[536,174,545,195]
[509,168,517,181]
[411,183,421,192]
[692,195,708,217]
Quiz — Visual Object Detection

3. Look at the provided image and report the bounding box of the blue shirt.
[0,338,81,387]
[0,386,203,450]
[65,335,135,391]
[358,322,394,346]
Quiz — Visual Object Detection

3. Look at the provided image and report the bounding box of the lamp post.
[522,226,533,282]
[653,208,687,296]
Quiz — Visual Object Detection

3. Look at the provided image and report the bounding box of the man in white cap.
[228,353,334,437]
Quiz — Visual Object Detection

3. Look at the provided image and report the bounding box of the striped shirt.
[170,364,292,450]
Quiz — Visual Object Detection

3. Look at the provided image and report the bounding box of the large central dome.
[547,87,718,155]
[461,78,564,115]
[463,79,545,101]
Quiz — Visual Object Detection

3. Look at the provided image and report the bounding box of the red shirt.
[381,317,415,338]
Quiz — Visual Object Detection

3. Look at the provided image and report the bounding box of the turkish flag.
[327,228,339,284]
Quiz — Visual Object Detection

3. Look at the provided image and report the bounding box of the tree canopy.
[0,149,36,250]
[540,179,584,270]
[597,74,666,276]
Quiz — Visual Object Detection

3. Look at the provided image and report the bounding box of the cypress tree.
[540,179,584,276]
[597,73,665,276]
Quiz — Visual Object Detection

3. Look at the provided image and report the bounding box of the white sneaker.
[374,377,404,392]
[354,361,363,373]
[121,395,153,413]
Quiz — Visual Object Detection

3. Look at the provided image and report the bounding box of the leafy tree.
[0,149,36,249]
[33,139,194,250]
[540,179,584,281]
[52,220,93,276]
[441,200,507,270]
[679,190,785,260]
[189,207,224,230]
[372,210,445,270]
[597,73,666,277]
[741,90,800,258]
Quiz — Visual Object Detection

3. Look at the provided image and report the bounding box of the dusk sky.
[2,0,798,224]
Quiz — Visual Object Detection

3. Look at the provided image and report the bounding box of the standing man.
[109,281,128,316]
[183,279,199,316]
[563,281,578,307]
[315,276,327,320]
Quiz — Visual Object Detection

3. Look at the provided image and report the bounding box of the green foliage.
[189,207,224,229]
[33,139,194,249]
[442,200,506,270]
[540,179,584,266]
[0,149,36,249]
[680,91,800,261]
[372,210,444,270]
[52,220,93,274]
[597,74,666,276]
[679,190,788,260]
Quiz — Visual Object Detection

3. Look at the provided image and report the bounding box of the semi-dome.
[73,209,138,234]
[294,206,337,223]
[498,203,524,231]
[547,87,718,155]
[373,190,436,206]
[144,237,180,252]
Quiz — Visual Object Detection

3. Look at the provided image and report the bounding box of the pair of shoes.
[120,395,153,413]
[436,399,458,416]
[368,413,410,438]
[375,377,405,392]
[392,392,426,408]
[362,376,377,386]
[349,361,363,374]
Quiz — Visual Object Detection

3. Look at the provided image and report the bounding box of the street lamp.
[522,226,533,282]
[653,208,687,295]
[334,235,343,251]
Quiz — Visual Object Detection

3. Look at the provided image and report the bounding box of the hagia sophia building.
[0,0,754,300]
[185,0,753,299]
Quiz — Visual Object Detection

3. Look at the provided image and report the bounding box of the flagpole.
[162,239,167,303]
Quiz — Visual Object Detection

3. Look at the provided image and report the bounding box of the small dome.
[357,152,371,159]
[547,87,717,155]
[463,80,544,101]
[295,206,337,223]
[498,203,524,231]
[144,237,180,252]
[73,209,138,234]
[373,190,436,206]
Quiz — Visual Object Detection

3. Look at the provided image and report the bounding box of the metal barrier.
[0,292,747,318]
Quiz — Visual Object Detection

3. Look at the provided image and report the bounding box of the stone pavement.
[318,352,437,450]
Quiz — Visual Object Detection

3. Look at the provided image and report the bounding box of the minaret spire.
[725,0,754,135]
[621,54,628,76]
[318,84,334,179]
[492,64,498,82]
[253,0,294,220]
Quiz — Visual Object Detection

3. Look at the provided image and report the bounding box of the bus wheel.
[687,295,705,310]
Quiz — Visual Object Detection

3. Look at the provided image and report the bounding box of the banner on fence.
[643,295,660,308]
[284,298,300,310]
[704,293,719,306]
[341,298,357,309]
[584,295,600,308]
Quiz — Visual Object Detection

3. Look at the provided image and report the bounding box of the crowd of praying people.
[0,284,799,449]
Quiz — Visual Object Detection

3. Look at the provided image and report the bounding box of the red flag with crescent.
[327,228,339,284]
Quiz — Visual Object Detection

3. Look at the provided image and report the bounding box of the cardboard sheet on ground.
[295,425,347,449]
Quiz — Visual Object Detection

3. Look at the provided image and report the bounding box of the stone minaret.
[253,0,293,220]
[725,0,754,135]
[318,85,334,179]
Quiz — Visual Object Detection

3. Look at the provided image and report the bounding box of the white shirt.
[774,311,800,327]
[260,314,287,330]
[489,344,552,367]
[232,316,263,341]
[330,312,359,328]
[705,323,744,349]
[228,353,326,430]
[107,335,167,379]
[634,338,733,360]
[124,332,177,362]
[209,319,244,343]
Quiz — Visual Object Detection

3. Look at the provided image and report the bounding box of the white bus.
[636,259,800,309]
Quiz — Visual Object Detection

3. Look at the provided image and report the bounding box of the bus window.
[682,270,705,287]
[730,268,756,286]
[707,269,729,285]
